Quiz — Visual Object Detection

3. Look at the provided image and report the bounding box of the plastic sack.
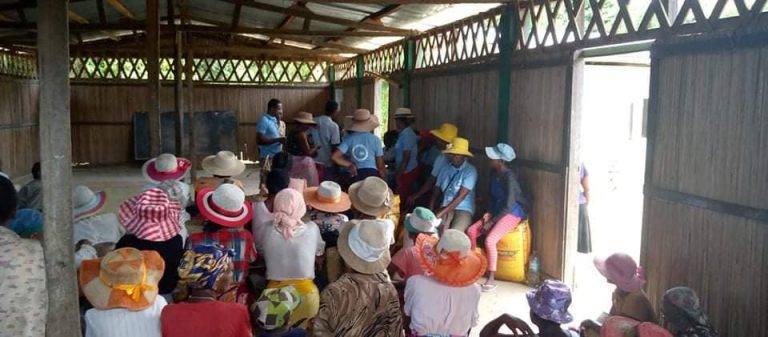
[494,219,532,282]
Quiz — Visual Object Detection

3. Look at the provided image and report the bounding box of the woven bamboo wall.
[0,76,39,178]
[643,45,768,337]
[70,83,328,164]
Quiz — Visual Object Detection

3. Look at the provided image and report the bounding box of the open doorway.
[569,50,651,319]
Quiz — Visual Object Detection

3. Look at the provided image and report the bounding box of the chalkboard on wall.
[133,111,239,160]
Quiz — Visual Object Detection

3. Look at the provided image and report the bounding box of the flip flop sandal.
[481,283,498,292]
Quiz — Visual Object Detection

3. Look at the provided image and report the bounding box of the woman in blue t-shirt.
[332,109,386,184]
[466,143,529,291]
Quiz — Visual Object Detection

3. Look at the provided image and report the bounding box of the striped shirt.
[188,228,257,283]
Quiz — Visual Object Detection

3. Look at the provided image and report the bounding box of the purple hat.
[526,280,574,324]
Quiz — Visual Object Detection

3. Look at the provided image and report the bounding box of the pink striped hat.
[119,188,181,242]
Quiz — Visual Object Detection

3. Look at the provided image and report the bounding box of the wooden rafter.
[105,0,136,20]
[97,0,107,24]
[179,24,411,37]
[68,9,120,40]
[326,4,403,43]
[219,0,413,33]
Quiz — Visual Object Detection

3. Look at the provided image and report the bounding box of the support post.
[37,0,81,335]
[402,39,415,108]
[328,63,335,100]
[496,4,516,143]
[147,0,161,156]
[174,30,184,155]
[355,55,364,109]
[185,37,196,182]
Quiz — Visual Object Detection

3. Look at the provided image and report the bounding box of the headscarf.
[251,286,302,331]
[272,188,307,240]
[9,208,43,238]
[174,244,236,302]
[663,287,711,326]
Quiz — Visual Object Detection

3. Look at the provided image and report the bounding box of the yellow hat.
[430,123,458,143]
[443,137,473,157]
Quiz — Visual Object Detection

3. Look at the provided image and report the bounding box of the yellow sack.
[494,219,532,282]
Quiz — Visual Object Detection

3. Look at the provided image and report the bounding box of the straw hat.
[443,137,474,157]
[202,151,246,177]
[338,219,393,274]
[119,188,181,242]
[526,280,574,324]
[430,123,458,143]
[393,107,415,119]
[196,183,253,228]
[303,181,351,213]
[485,143,516,162]
[594,253,646,293]
[403,207,441,234]
[601,316,672,337]
[347,109,380,132]
[79,247,165,311]
[73,185,107,221]
[293,111,318,125]
[348,176,394,217]
[416,229,487,287]
[142,153,191,184]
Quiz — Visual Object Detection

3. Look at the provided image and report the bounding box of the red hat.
[197,184,253,228]
[142,153,191,184]
[119,188,181,242]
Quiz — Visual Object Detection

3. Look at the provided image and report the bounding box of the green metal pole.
[356,56,364,109]
[497,5,516,143]
[328,63,336,100]
[403,39,416,108]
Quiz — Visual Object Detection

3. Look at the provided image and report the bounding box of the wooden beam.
[67,10,121,40]
[67,10,89,24]
[220,0,413,33]
[192,45,343,58]
[185,37,196,181]
[231,2,242,30]
[174,30,184,155]
[37,0,81,335]
[147,0,161,156]
[326,4,403,43]
[96,0,107,24]
[178,24,410,36]
[106,0,136,20]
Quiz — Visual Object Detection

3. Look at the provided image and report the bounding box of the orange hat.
[79,248,165,311]
[416,229,487,287]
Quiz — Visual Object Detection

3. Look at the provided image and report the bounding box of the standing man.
[256,98,286,160]
[312,101,342,181]
[392,108,419,210]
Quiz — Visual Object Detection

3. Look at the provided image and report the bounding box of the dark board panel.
[134,111,238,160]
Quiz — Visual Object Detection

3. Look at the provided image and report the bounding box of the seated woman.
[252,286,308,337]
[116,188,185,296]
[286,111,320,187]
[189,183,256,303]
[581,253,656,336]
[255,188,325,329]
[466,143,528,291]
[431,137,477,232]
[389,207,441,286]
[80,248,166,337]
[72,185,126,259]
[404,229,486,337]
[303,181,351,284]
[661,287,720,337]
[195,151,246,192]
[162,245,252,337]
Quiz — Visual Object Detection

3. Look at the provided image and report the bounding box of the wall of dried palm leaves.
[70,83,328,164]
[642,41,768,337]
[0,76,39,178]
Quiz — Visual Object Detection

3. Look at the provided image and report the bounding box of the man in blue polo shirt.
[431,137,477,232]
[392,108,419,208]
[256,98,286,159]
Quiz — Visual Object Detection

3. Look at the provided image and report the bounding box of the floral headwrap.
[663,287,709,326]
[174,244,236,302]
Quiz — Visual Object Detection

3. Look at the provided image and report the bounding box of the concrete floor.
[68,165,610,336]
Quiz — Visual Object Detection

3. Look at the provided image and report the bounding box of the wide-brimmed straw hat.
[348,176,394,217]
[79,247,165,311]
[601,316,672,337]
[430,123,458,143]
[73,185,107,221]
[526,280,574,324]
[594,253,646,293]
[142,153,191,184]
[404,207,441,234]
[347,109,380,132]
[443,137,473,157]
[202,151,246,177]
[197,183,253,228]
[416,229,487,287]
[338,219,394,274]
[293,111,318,125]
[303,181,351,213]
[119,188,181,242]
[485,143,516,162]
[393,107,415,119]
